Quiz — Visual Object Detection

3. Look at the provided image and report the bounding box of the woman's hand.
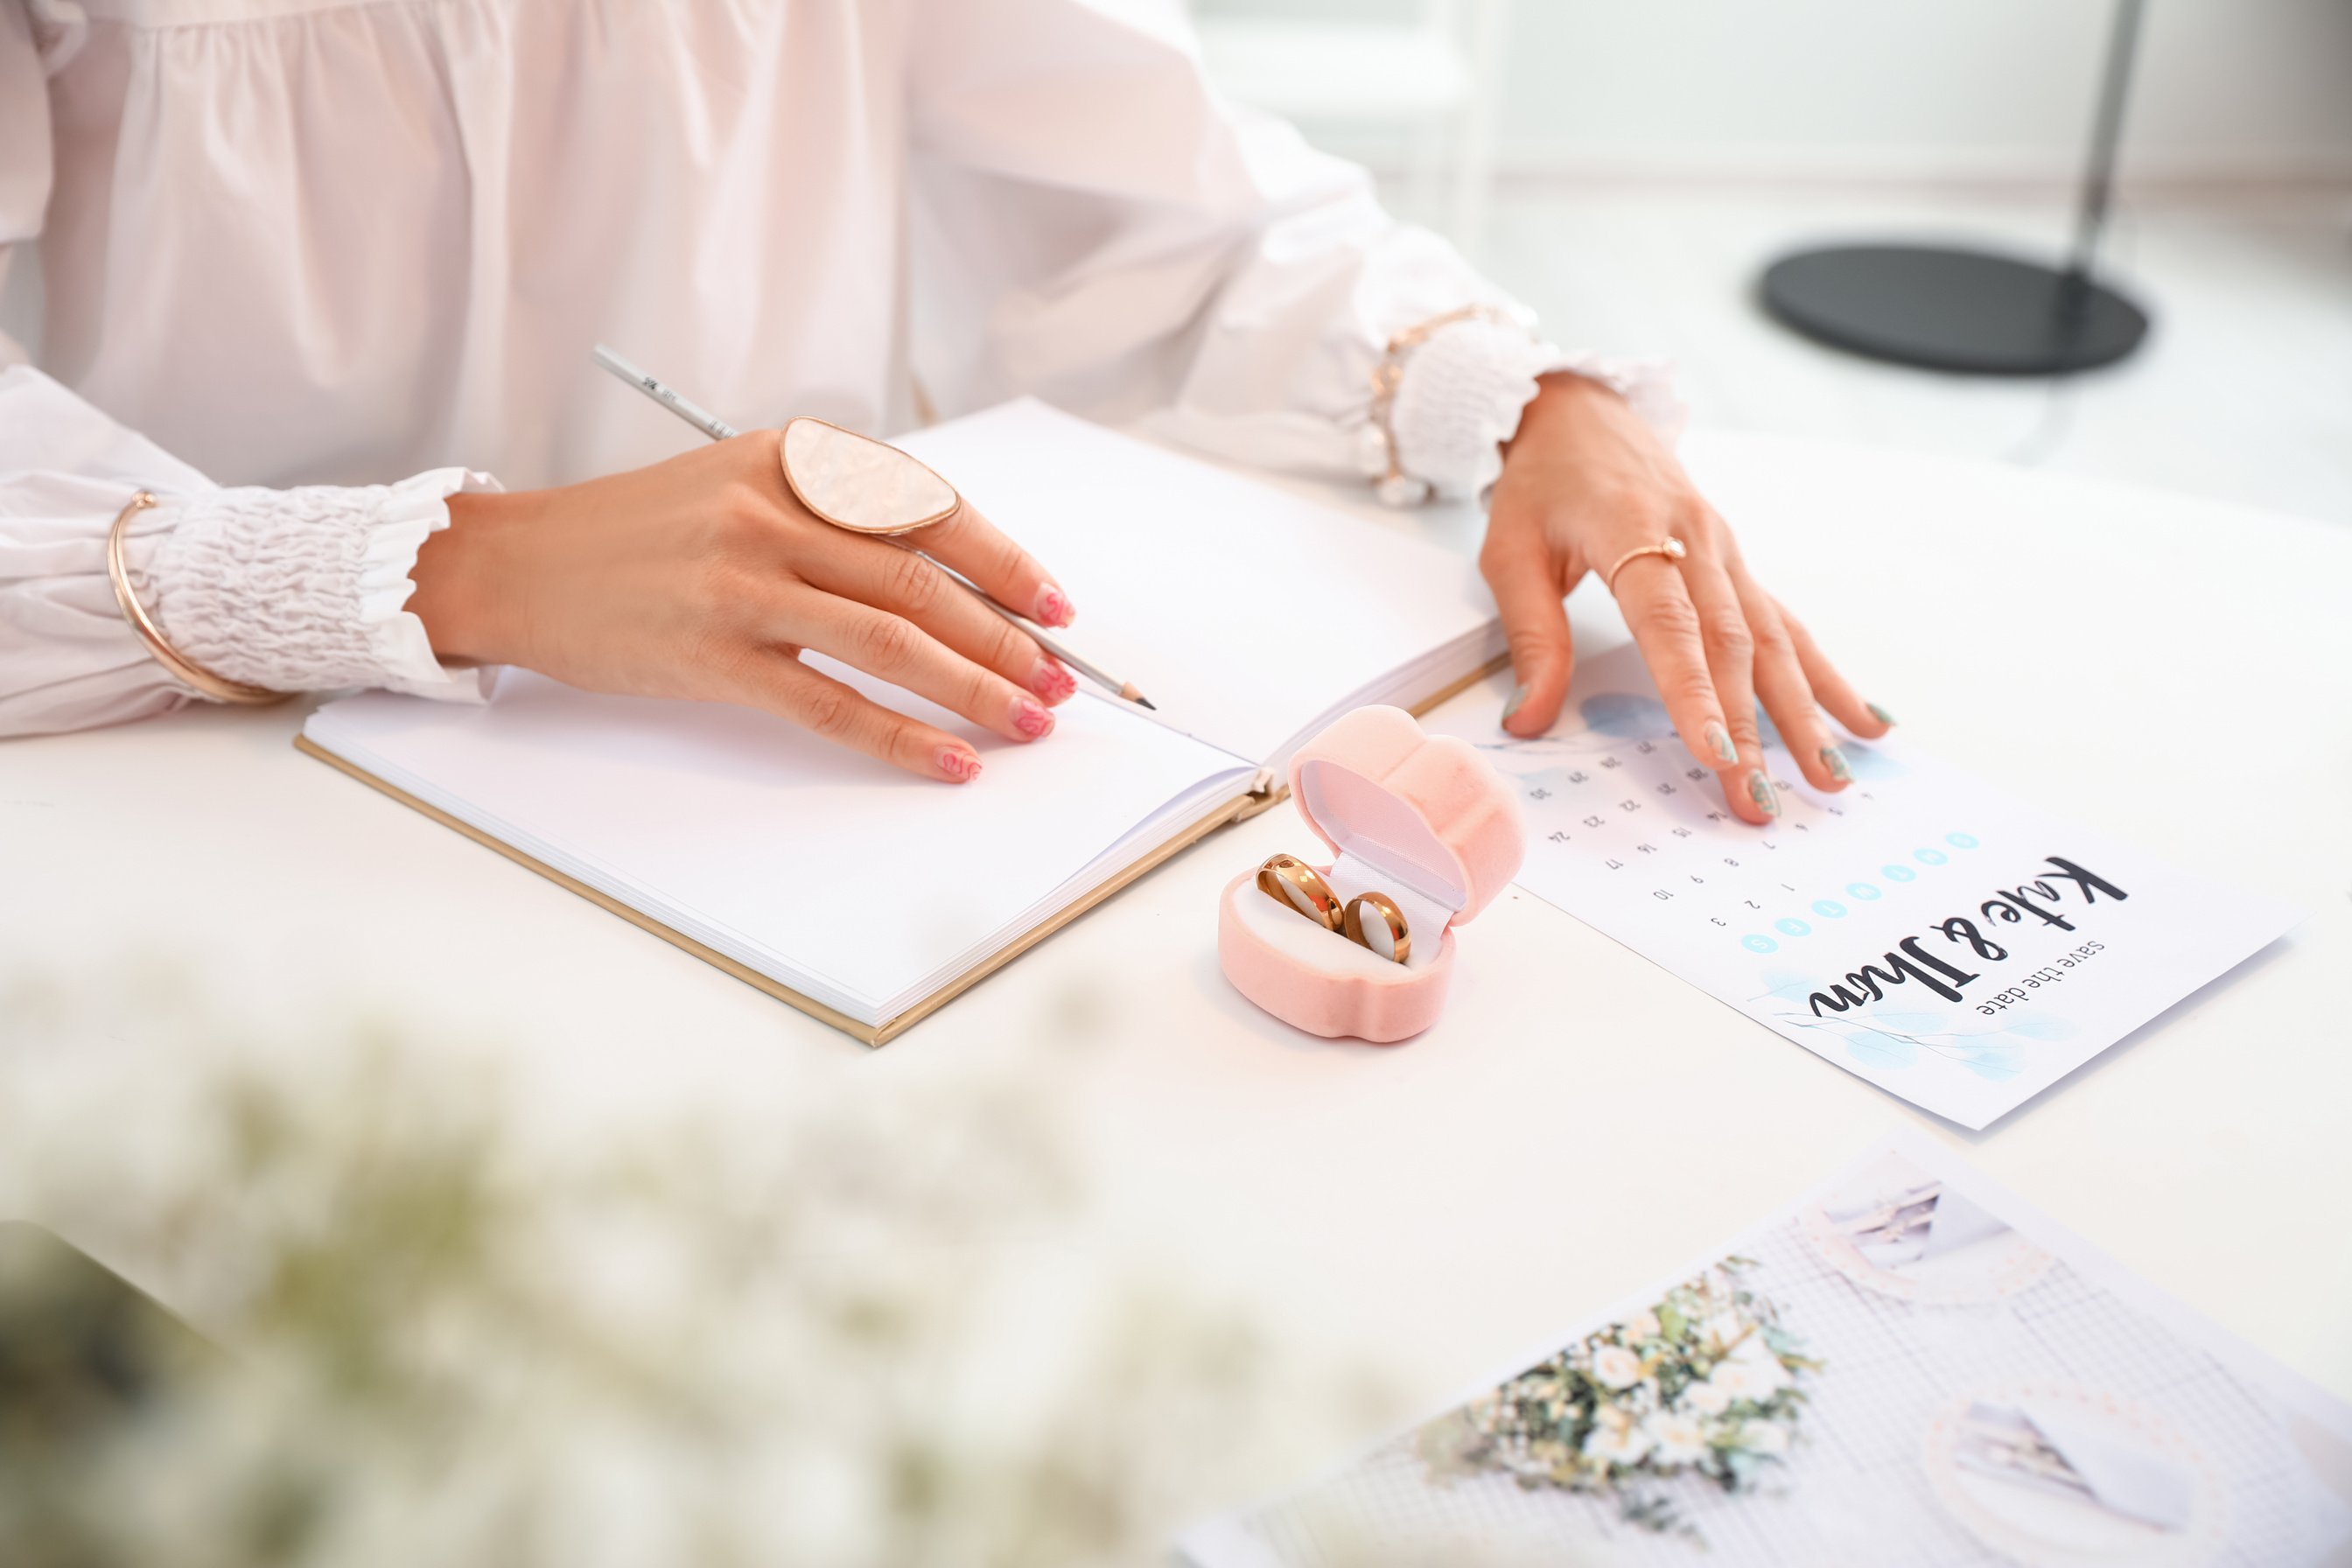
[408,430,1078,782]
[1480,374,1892,825]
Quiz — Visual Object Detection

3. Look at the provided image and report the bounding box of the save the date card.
[1421,648,2298,1129]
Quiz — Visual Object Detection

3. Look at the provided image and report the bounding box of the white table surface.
[4,430,2348,1462]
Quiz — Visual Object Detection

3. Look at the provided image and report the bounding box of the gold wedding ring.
[1256,855,1412,964]
[1257,854,1343,932]
[1342,892,1411,965]
[1601,535,1687,594]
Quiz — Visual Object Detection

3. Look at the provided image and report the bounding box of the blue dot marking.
[1742,934,1778,954]
[1846,882,1881,900]
[1775,917,1812,936]
[1811,900,1847,919]
[1914,847,1948,865]
[1945,831,1979,849]
[1884,864,1916,882]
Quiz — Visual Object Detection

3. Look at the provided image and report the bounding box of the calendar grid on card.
[1418,644,2300,1129]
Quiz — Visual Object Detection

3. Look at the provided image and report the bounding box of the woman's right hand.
[406,430,1078,783]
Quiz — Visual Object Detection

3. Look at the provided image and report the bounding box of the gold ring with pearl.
[1602,535,1688,594]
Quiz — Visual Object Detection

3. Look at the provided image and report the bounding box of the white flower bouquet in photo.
[1418,1258,1819,1538]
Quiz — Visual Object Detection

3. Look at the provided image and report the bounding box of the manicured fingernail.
[1012,698,1054,739]
[1029,657,1076,702]
[1704,721,1737,766]
[936,747,982,783]
[1033,586,1074,627]
[1820,745,1853,783]
[1867,703,1896,727]
[1501,683,1530,726]
[1746,769,1780,817]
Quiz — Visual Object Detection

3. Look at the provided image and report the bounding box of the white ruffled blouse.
[0,0,1672,738]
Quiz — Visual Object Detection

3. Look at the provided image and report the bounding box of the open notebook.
[300,401,1504,1042]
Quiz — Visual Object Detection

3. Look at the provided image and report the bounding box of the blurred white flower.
[1591,1344,1644,1390]
[1739,1420,1790,1457]
[1677,1381,1731,1417]
[1621,1309,1661,1341]
[1581,1408,1652,1466]
[1641,1411,1708,1466]
[1708,1356,1788,1402]
[0,978,1362,1568]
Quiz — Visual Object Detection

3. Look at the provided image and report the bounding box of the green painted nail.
[1867,703,1896,727]
[1746,769,1780,817]
[1821,745,1853,784]
[1501,683,1530,725]
[1704,722,1737,766]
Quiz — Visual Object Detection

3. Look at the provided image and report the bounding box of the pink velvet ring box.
[1217,704,1527,1043]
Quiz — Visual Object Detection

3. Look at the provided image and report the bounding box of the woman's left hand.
[1479,373,1893,826]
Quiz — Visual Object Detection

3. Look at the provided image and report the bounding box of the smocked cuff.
[147,468,500,704]
[1376,316,1686,504]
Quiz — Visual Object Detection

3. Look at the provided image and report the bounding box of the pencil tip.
[1135,696,1157,710]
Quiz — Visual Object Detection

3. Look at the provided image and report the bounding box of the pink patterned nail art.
[1030,659,1078,701]
[935,747,983,782]
[1033,586,1074,627]
[1013,699,1054,739]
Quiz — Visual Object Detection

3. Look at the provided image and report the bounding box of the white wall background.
[1194,0,2352,185]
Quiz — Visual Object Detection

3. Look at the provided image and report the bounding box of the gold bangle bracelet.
[106,491,290,705]
[1364,304,1516,505]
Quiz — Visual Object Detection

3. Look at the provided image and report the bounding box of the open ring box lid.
[1217,704,1525,1043]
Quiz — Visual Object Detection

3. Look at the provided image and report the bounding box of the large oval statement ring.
[780,416,962,536]
[1602,535,1687,594]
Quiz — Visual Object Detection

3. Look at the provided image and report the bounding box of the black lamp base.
[1760,244,2149,376]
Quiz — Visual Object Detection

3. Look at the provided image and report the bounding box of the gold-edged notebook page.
[299,402,1504,1044]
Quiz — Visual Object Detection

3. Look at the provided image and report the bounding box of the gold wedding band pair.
[1256,855,1411,964]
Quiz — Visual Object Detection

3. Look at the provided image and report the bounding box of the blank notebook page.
[898,401,1497,766]
[306,663,1251,1024]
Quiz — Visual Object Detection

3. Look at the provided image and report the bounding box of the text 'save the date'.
[1804,857,2127,1018]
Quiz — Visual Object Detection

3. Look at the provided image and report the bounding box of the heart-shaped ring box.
[1217,705,1526,1043]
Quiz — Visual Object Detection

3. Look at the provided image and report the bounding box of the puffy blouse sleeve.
[902,0,1679,505]
[0,2,488,738]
